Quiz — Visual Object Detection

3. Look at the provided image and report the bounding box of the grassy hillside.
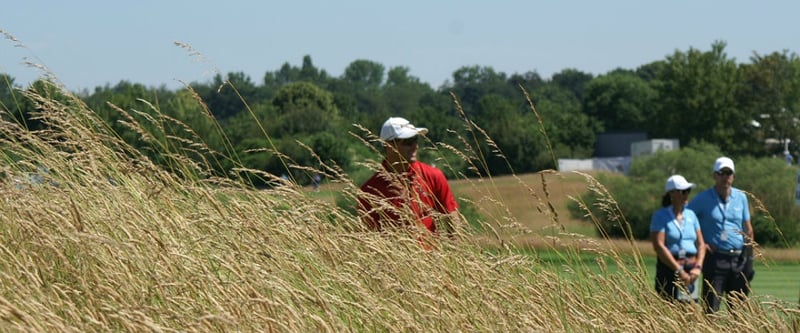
[449,171,599,234]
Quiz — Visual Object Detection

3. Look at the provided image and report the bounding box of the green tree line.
[3,41,800,184]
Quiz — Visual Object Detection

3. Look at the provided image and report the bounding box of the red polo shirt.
[358,160,458,233]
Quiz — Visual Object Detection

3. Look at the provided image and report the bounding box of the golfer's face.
[714,168,734,188]
[392,136,419,162]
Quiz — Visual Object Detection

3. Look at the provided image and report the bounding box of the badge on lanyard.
[678,248,686,259]
[718,195,729,242]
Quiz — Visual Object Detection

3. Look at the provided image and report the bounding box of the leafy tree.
[193,72,261,120]
[408,100,460,143]
[307,131,350,170]
[82,81,171,153]
[583,71,656,132]
[532,84,599,165]
[270,82,339,136]
[263,55,331,94]
[471,94,540,175]
[161,89,229,169]
[324,60,389,135]
[343,59,385,89]
[273,62,300,84]
[386,66,418,86]
[236,136,271,177]
[0,73,19,106]
[299,55,329,83]
[650,41,751,155]
[255,82,351,183]
[382,66,433,117]
[447,65,513,115]
[0,73,29,128]
[739,51,800,156]
[635,60,668,82]
[508,71,545,92]
[222,103,275,146]
[330,93,363,126]
[550,68,593,101]
[12,79,79,133]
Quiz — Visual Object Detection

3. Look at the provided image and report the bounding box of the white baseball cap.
[713,157,735,173]
[665,175,695,192]
[379,117,428,140]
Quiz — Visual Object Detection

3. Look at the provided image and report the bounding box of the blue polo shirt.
[687,187,750,250]
[650,206,701,255]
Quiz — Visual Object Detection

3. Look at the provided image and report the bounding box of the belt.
[671,253,696,259]
[714,248,743,256]
[668,255,697,268]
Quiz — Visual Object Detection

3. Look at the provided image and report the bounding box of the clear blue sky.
[2,1,798,92]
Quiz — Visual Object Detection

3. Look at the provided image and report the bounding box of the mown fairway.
[749,261,800,304]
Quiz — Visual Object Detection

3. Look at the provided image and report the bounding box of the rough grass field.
[316,172,800,260]
[1,77,799,331]
[449,171,598,235]
[317,171,800,304]
[451,172,800,304]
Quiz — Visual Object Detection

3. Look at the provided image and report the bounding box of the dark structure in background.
[594,132,648,157]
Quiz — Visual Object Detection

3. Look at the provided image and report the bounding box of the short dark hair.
[661,193,671,207]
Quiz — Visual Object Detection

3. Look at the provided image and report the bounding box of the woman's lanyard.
[668,208,687,258]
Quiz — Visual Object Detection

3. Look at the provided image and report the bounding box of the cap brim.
[393,127,428,139]
[666,182,696,192]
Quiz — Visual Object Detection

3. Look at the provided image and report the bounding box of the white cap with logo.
[380,117,428,140]
[713,157,735,173]
[665,175,695,192]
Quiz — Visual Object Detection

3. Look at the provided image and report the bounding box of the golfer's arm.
[744,219,754,245]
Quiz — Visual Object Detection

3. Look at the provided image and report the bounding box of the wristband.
[674,269,682,276]
[694,265,702,270]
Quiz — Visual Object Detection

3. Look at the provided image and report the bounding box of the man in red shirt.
[358,117,460,236]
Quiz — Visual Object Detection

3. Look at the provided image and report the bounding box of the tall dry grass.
[0,73,798,332]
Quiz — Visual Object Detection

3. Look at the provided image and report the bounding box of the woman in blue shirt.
[650,175,706,302]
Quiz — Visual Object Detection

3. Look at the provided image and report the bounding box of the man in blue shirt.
[687,157,755,313]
